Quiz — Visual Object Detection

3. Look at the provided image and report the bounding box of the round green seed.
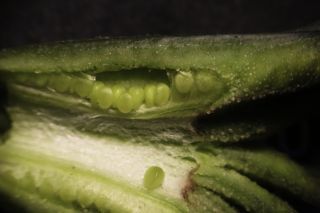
[116,93,133,113]
[155,83,170,106]
[174,72,194,94]
[129,87,144,110]
[195,72,216,92]
[73,79,94,98]
[144,84,156,107]
[112,85,125,107]
[89,82,105,104]
[143,166,165,190]
[97,87,113,109]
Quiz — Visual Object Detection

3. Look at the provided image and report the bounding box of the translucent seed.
[129,87,144,110]
[97,87,113,109]
[73,79,94,98]
[117,93,133,113]
[112,85,126,107]
[90,83,113,109]
[174,72,194,94]
[143,166,165,190]
[145,84,156,107]
[195,72,216,92]
[155,83,170,106]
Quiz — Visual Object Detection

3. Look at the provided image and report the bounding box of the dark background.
[1,0,320,48]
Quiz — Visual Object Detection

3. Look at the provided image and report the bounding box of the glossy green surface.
[143,166,165,190]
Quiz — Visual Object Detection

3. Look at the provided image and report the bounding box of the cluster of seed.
[13,74,171,113]
[12,70,220,113]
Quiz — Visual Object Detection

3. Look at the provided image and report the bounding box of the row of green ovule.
[173,70,225,104]
[174,71,218,94]
[8,73,172,113]
[7,70,224,113]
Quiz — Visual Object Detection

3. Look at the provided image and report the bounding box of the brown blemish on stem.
[181,164,200,202]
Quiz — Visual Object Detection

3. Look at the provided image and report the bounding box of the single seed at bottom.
[143,166,165,190]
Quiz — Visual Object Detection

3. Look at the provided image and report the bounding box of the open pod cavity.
[0,33,319,120]
[3,67,227,117]
[0,33,320,143]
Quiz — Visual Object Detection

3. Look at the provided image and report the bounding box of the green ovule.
[129,87,145,109]
[117,93,133,113]
[97,87,113,109]
[73,78,94,98]
[4,68,227,117]
[155,83,170,106]
[143,166,165,190]
[174,72,194,94]
[112,85,125,107]
[195,72,217,93]
[89,82,105,105]
[144,84,156,107]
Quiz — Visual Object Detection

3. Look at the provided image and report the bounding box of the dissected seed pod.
[0,33,320,212]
